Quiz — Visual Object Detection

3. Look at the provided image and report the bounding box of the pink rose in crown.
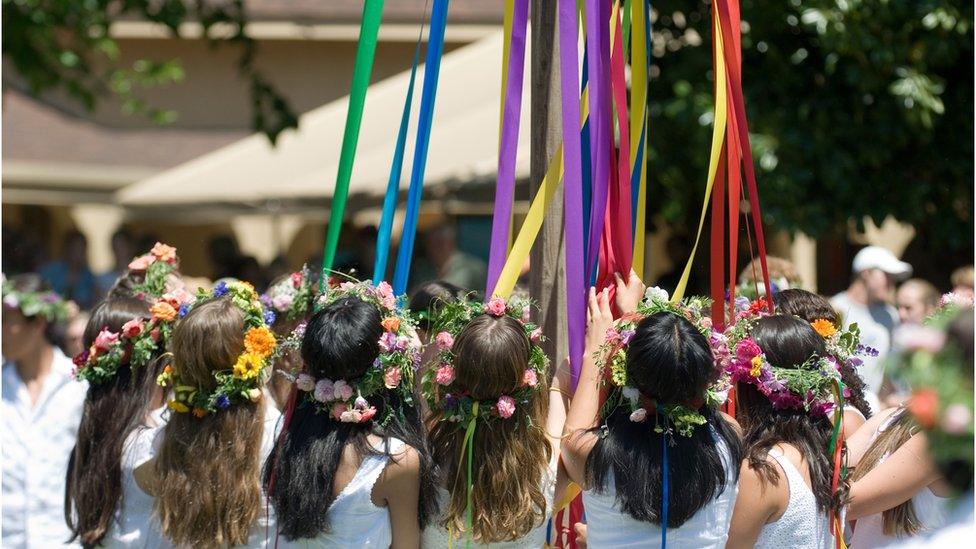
[701,317,713,329]
[521,305,531,324]
[334,380,355,401]
[435,331,455,350]
[94,329,120,351]
[331,402,349,421]
[605,328,621,343]
[340,409,362,423]
[375,282,396,309]
[151,242,178,264]
[167,288,194,306]
[629,408,648,422]
[128,254,155,271]
[522,369,538,387]
[359,407,377,422]
[121,319,144,338]
[435,365,456,385]
[530,328,543,343]
[496,395,517,419]
[150,327,161,342]
[295,373,316,392]
[291,272,304,289]
[485,298,507,317]
[272,293,294,311]
[314,379,335,402]
[735,338,763,361]
[383,367,402,389]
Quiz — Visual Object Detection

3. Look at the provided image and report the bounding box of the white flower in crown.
[622,386,640,404]
[644,286,670,303]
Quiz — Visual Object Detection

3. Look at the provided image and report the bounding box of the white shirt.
[101,425,161,548]
[830,292,899,411]
[2,349,88,548]
[755,449,836,549]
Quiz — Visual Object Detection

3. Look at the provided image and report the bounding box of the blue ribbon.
[373,3,429,284]
[392,0,450,295]
[662,434,669,548]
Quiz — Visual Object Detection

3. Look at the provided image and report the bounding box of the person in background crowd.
[896,279,940,325]
[96,229,135,296]
[737,255,804,298]
[422,224,488,294]
[208,234,244,281]
[2,274,87,548]
[950,266,974,301]
[831,245,911,413]
[40,231,98,309]
[60,309,89,359]
[239,255,266,293]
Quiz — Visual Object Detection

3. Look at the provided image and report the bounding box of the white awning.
[117,31,531,206]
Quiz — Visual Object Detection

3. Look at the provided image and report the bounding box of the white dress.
[101,425,162,548]
[421,457,557,548]
[275,437,408,548]
[581,428,739,548]
[849,410,952,547]
[754,449,836,549]
[1,350,87,548]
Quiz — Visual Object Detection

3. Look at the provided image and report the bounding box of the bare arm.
[561,287,614,486]
[726,459,785,549]
[845,407,899,467]
[846,432,943,520]
[377,446,422,549]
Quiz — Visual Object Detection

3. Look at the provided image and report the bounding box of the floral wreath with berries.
[126,242,180,299]
[1,276,70,322]
[157,280,278,417]
[596,287,721,438]
[422,295,549,425]
[288,279,421,425]
[261,266,315,324]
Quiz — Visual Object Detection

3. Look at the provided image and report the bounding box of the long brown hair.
[427,314,551,543]
[65,296,164,547]
[153,297,266,548]
[849,409,922,536]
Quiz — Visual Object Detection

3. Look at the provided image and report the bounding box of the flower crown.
[126,242,180,299]
[157,280,278,417]
[597,287,720,437]
[261,267,314,324]
[422,296,549,424]
[291,280,421,424]
[809,318,878,387]
[73,290,193,385]
[1,276,70,322]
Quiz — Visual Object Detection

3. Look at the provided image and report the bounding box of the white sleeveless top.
[581,428,738,548]
[421,459,557,548]
[755,449,835,549]
[275,437,407,548]
[849,410,952,547]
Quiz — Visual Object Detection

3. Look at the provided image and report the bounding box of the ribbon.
[486,0,530,296]
[827,378,847,549]
[583,0,613,287]
[630,0,650,276]
[391,0,450,296]
[320,0,385,288]
[452,401,479,549]
[372,4,429,284]
[661,433,670,548]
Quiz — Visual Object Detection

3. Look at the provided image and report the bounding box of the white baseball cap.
[852,246,912,279]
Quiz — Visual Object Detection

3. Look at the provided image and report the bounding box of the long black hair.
[262,296,436,539]
[585,312,742,527]
[737,314,848,514]
[64,296,166,547]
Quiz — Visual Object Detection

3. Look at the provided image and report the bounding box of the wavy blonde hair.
[154,298,266,548]
[428,314,551,543]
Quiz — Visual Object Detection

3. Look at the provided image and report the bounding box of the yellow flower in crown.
[244,326,277,358]
[810,318,838,339]
[233,352,264,380]
[750,356,764,378]
[168,400,190,413]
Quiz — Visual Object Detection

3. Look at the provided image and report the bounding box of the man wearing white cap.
[830,246,912,413]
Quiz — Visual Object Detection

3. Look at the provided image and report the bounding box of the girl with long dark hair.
[727,315,849,548]
[563,281,742,548]
[263,281,435,547]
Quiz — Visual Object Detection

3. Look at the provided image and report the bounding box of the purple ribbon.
[584,0,613,283]
[485,0,530,296]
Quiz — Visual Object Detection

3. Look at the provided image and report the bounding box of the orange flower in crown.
[810,318,838,339]
[244,326,277,359]
[151,301,178,322]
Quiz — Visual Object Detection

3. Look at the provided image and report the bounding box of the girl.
[726,315,848,548]
[263,281,435,547]
[423,293,567,547]
[135,281,282,548]
[260,269,315,409]
[563,284,742,548]
[64,295,169,547]
[773,288,873,432]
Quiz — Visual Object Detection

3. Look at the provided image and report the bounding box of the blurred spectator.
[737,255,804,296]
[2,273,87,548]
[265,255,292,284]
[96,229,135,296]
[422,224,487,293]
[896,278,940,325]
[831,246,911,412]
[39,230,97,309]
[60,310,90,359]
[2,225,45,275]
[238,255,266,291]
[950,266,974,301]
[208,234,242,281]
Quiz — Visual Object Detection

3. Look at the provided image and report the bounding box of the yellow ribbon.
[671,9,728,303]
[630,0,648,276]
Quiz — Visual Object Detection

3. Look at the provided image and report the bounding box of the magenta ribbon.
[584,0,613,285]
[485,0,530,296]
[558,0,586,389]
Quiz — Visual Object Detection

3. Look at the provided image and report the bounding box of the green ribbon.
[457,401,479,548]
[320,0,385,289]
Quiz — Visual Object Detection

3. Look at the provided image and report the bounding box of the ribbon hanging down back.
[320,0,385,289]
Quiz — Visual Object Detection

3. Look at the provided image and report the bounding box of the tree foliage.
[646,0,973,252]
[2,0,297,143]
